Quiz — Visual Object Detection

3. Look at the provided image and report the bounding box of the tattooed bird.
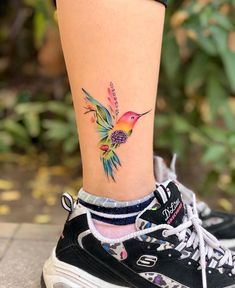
[83,86,150,181]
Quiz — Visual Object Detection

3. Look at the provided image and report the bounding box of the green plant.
[157,0,235,194]
[0,91,78,154]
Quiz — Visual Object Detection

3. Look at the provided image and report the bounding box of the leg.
[56,0,165,200]
[43,3,235,288]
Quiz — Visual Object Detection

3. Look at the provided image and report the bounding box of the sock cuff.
[78,188,155,225]
[78,188,154,208]
[78,196,154,215]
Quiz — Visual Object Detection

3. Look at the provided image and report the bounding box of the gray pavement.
[0,223,61,288]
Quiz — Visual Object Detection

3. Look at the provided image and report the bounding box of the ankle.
[83,176,156,201]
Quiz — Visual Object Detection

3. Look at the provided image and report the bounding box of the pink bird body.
[109,111,143,138]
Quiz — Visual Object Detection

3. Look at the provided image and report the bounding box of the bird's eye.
[131,116,135,119]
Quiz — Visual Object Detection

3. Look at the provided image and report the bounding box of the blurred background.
[0,0,235,225]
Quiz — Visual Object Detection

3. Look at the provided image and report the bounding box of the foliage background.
[0,0,235,223]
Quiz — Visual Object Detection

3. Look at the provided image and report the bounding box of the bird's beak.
[139,110,152,117]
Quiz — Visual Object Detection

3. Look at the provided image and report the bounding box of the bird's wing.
[107,83,119,121]
[83,88,114,140]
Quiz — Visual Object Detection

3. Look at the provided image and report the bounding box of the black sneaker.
[42,181,235,288]
[154,155,235,250]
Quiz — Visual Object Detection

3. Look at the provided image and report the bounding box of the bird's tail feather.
[101,149,121,181]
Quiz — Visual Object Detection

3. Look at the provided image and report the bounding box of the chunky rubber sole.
[42,248,129,288]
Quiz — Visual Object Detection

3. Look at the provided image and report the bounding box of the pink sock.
[93,219,136,239]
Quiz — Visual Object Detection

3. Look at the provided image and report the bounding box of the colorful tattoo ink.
[83,82,150,181]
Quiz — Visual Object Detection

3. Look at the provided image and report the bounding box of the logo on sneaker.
[137,255,158,267]
[162,198,183,225]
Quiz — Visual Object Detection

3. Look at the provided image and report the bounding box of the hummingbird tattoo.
[83,82,151,181]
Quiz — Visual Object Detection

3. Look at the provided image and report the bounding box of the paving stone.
[0,239,10,260]
[0,223,19,238]
[0,239,55,288]
[14,223,61,241]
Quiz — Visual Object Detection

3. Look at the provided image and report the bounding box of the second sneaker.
[154,155,235,250]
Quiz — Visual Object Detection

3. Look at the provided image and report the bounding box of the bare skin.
[56,0,165,200]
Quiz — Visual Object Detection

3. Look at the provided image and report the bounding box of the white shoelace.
[163,195,235,288]
[153,154,235,287]
[86,193,235,288]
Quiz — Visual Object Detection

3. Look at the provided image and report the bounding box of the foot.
[154,155,235,250]
[42,181,235,288]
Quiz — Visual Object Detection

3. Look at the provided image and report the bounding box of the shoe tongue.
[154,156,170,183]
[136,181,185,229]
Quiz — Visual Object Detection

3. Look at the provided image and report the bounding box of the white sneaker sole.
[42,248,130,288]
[220,239,235,250]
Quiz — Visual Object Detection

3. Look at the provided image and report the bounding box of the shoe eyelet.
[147,245,151,249]
[229,273,232,277]
[188,261,192,265]
[208,270,212,274]
[168,253,172,257]
[162,230,168,238]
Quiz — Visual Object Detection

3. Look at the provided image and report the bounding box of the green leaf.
[23,113,40,137]
[210,26,235,92]
[189,131,208,145]
[43,120,71,140]
[196,31,217,56]
[206,73,227,120]
[0,132,13,152]
[34,10,47,48]
[228,134,235,147]
[162,34,181,80]
[15,103,45,114]
[202,145,226,163]
[3,120,31,148]
[210,13,233,31]
[202,126,227,143]
[46,102,74,118]
[221,52,235,92]
[3,120,29,141]
[222,103,235,131]
[185,53,208,95]
[172,115,192,133]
